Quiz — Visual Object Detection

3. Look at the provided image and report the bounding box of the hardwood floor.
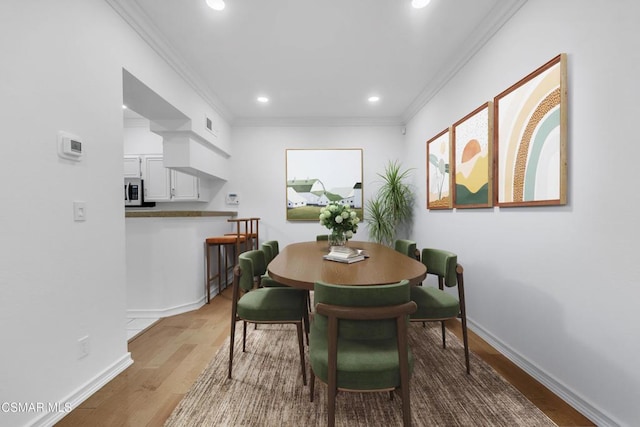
[57,288,594,427]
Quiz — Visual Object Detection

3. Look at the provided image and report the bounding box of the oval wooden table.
[267,241,427,291]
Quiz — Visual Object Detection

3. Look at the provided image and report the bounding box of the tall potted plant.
[365,161,414,246]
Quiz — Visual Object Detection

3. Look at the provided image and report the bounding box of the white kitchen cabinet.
[124,155,142,178]
[143,155,171,201]
[171,170,200,201]
[125,154,211,202]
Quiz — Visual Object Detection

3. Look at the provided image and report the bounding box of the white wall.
[403,1,639,426]
[125,216,233,315]
[0,1,230,426]
[123,119,163,154]
[2,0,636,425]
[229,125,406,246]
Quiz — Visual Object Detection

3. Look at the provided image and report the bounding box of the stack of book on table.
[323,246,369,264]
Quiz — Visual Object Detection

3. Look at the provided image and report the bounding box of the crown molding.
[105,0,234,122]
[107,0,526,128]
[401,0,528,122]
[231,116,406,128]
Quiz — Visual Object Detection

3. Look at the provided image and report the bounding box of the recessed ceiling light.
[206,0,225,11]
[122,105,128,109]
[412,0,431,9]
[257,96,269,103]
[368,96,380,103]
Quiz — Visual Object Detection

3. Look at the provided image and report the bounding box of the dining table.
[267,240,427,291]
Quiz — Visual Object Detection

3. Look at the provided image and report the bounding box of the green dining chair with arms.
[260,240,284,287]
[228,249,309,385]
[261,240,312,314]
[410,248,470,374]
[316,234,328,241]
[394,239,420,261]
[262,240,280,262]
[309,280,417,427]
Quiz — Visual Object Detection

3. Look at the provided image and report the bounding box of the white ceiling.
[110,0,526,125]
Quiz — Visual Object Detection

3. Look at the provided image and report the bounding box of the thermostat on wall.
[58,131,83,161]
[226,193,239,205]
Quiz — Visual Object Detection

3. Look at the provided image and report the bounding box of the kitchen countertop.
[125,210,238,218]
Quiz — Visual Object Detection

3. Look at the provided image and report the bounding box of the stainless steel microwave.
[124,178,144,206]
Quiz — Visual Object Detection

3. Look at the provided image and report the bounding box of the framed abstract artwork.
[426,128,453,210]
[452,102,493,208]
[494,53,567,207]
[285,148,363,221]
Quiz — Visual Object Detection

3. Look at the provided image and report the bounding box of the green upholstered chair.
[261,240,280,263]
[228,249,308,385]
[316,234,329,241]
[394,239,420,261]
[261,240,313,315]
[410,248,470,374]
[309,280,417,427]
[260,240,283,287]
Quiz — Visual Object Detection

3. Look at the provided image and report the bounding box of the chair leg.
[303,297,310,346]
[296,322,307,385]
[217,244,223,295]
[456,266,470,374]
[398,318,412,427]
[309,368,315,401]
[242,320,247,352]
[441,320,446,349]
[228,319,236,379]
[327,387,336,427]
[401,385,412,427]
[461,315,470,374]
[205,242,210,303]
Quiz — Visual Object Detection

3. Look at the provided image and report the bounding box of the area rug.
[165,323,556,427]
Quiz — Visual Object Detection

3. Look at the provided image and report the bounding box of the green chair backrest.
[394,239,416,259]
[261,240,279,263]
[421,248,457,287]
[313,280,410,341]
[316,234,329,241]
[238,250,267,291]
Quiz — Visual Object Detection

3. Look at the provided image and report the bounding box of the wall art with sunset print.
[452,102,493,208]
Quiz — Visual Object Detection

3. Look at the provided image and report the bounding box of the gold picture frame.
[452,102,494,208]
[426,128,453,210]
[494,54,568,207]
[285,148,363,221]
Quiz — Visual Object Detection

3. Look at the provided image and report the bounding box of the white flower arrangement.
[319,202,360,239]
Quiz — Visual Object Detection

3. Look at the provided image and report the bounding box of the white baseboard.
[127,296,206,319]
[467,318,620,427]
[30,353,133,427]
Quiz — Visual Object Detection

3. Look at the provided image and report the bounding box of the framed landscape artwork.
[426,129,453,210]
[494,53,567,207]
[285,148,363,221]
[452,102,493,208]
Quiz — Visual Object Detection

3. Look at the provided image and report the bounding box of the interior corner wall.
[228,125,406,245]
[403,1,640,426]
[0,1,229,426]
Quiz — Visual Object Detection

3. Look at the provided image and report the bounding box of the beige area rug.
[165,323,556,427]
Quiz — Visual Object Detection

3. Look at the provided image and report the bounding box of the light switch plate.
[73,201,87,221]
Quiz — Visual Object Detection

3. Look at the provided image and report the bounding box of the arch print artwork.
[494,54,567,207]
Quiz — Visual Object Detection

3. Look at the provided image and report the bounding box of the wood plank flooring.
[56,288,595,427]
